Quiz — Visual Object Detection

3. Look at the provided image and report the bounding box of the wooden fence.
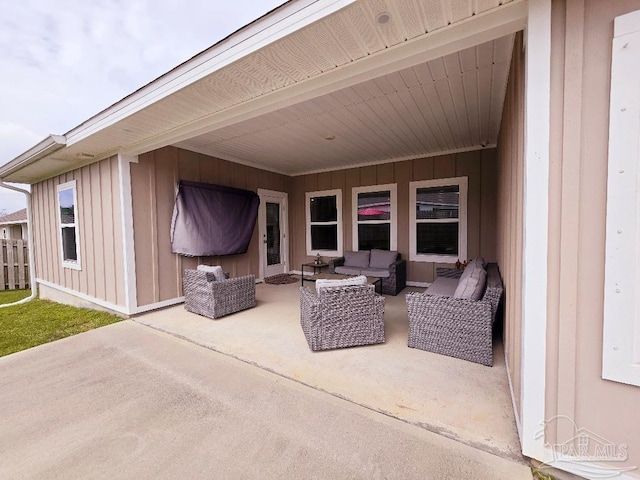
[1,239,29,290]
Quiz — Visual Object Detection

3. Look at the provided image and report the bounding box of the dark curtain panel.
[171,180,260,257]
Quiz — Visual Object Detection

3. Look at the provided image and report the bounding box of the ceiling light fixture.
[324,134,336,141]
[376,12,391,25]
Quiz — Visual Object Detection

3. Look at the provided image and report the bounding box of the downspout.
[0,181,37,307]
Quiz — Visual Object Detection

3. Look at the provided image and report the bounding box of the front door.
[258,189,288,279]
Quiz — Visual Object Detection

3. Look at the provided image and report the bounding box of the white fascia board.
[125,1,527,157]
[65,0,357,146]
[0,221,28,226]
[0,135,66,178]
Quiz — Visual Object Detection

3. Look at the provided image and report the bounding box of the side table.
[301,262,329,286]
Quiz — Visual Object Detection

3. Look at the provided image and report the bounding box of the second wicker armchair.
[300,283,385,351]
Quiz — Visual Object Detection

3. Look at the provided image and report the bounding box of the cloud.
[0,123,42,164]
[0,186,28,214]
[0,0,285,168]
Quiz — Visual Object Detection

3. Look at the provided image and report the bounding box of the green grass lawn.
[0,289,31,304]
[0,290,122,357]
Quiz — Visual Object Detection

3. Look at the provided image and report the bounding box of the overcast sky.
[0,0,286,214]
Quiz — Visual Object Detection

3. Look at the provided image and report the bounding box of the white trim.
[56,180,82,270]
[408,177,468,263]
[117,153,139,313]
[66,0,357,147]
[36,277,186,316]
[0,221,28,226]
[258,189,289,280]
[124,3,527,157]
[131,297,185,315]
[520,0,551,461]
[352,184,397,251]
[37,278,128,315]
[292,145,498,177]
[0,135,65,179]
[306,189,343,257]
[602,9,640,387]
[504,348,523,441]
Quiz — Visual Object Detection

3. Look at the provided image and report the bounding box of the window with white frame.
[57,180,81,270]
[409,177,467,263]
[352,184,397,251]
[602,9,640,387]
[306,189,342,257]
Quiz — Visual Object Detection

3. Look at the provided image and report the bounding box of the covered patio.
[0,0,541,467]
[136,281,524,463]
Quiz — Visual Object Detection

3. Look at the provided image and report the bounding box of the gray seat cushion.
[369,249,398,269]
[343,250,370,268]
[361,268,391,278]
[334,266,363,276]
[424,276,459,297]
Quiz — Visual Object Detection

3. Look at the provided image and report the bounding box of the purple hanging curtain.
[171,180,260,257]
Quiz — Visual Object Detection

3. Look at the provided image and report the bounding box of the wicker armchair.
[183,270,256,319]
[300,284,385,351]
[405,264,503,366]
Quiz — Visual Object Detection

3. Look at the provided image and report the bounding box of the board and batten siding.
[541,0,640,470]
[31,156,126,307]
[131,146,291,307]
[290,151,498,283]
[496,31,525,432]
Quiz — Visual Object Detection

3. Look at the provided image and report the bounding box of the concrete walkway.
[0,321,532,479]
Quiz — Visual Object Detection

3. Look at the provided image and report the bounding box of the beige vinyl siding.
[543,0,640,469]
[131,146,291,307]
[496,32,525,426]
[31,156,126,307]
[290,151,498,283]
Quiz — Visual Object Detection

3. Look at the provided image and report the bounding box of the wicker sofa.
[183,269,256,319]
[405,262,503,366]
[328,249,406,295]
[300,279,385,351]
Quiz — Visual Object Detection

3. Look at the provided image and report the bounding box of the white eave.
[0,0,528,184]
[64,0,355,146]
[0,135,66,179]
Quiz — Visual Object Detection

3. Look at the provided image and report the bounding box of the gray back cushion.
[368,249,398,268]
[343,250,371,268]
[453,267,487,301]
[197,264,226,281]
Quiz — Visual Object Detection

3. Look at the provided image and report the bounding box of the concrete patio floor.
[0,321,532,479]
[137,280,525,463]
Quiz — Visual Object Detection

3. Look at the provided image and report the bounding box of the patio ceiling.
[174,35,514,175]
[1,0,527,184]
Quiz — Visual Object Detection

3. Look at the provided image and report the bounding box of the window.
[602,9,640,387]
[57,180,81,270]
[409,177,467,263]
[306,189,342,257]
[352,184,397,251]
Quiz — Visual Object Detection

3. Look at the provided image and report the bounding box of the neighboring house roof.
[0,208,27,225]
[0,0,527,184]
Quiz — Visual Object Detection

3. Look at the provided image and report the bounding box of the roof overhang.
[0,0,528,184]
[0,135,66,180]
